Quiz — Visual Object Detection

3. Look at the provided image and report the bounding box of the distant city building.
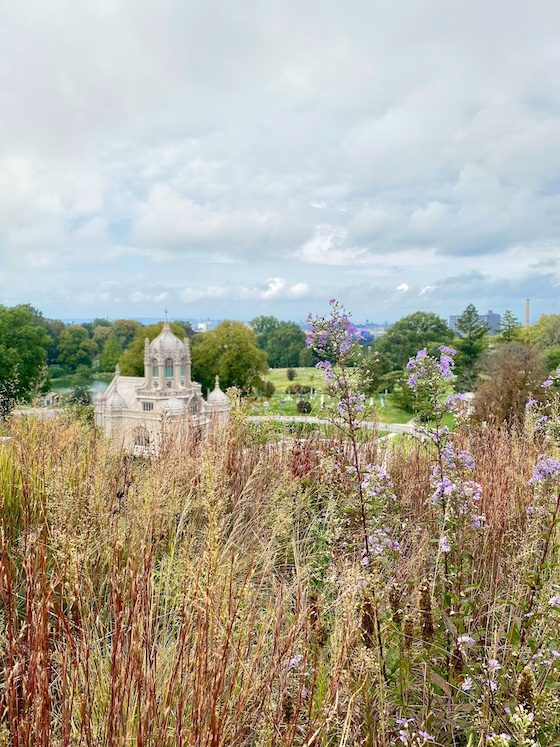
[449,310,501,336]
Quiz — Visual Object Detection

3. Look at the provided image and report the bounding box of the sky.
[1,0,559,323]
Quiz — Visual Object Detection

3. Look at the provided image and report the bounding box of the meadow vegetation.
[1,302,560,745]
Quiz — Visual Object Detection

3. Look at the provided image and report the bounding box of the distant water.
[51,378,110,394]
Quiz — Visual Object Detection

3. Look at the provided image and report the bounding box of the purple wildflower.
[439,535,451,553]
[548,595,560,609]
[529,456,560,485]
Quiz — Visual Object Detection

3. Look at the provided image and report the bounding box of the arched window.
[189,397,200,416]
[152,364,159,378]
[134,427,150,447]
[165,358,174,378]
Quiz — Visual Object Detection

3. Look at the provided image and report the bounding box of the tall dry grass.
[0,415,559,745]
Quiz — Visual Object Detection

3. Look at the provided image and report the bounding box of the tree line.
[2,302,560,424]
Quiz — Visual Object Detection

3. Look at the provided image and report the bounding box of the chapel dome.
[164,397,184,415]
[149,322,188,358]
[106,391,126,409]
[207,375,229,405]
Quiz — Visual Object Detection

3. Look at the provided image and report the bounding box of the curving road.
[246,414,417,435]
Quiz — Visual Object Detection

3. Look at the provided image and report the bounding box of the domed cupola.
[106,390,127,409]
[149,322,188,359]
[143,321,191,390]
[207,375,229,405]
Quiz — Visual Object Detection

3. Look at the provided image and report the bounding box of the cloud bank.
[0,0,559,321]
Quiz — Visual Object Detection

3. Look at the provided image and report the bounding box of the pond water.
[51,378,110,394]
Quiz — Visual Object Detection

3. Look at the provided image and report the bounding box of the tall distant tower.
[525,298,530,328]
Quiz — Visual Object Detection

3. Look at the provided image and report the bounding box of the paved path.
[246,414,417,435]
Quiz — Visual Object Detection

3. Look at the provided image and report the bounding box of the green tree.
[454,304,488,391]
[36,316,65,365]
[99,334,122,372]
[358,348,391,395]
[113,319,142,349]
[250,315,280,349]
[119,322,188,376]
[0,304,51,401]
[528,314,560,349]
[265,322,306,368]
[57,326,97,372]
[191,321,268,393]
[376,311,454,371]
[93,325,113,353]
[499,310,521,342]
[172,320,195,338]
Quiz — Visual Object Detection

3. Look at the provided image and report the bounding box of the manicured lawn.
[264,367,325,393]
[252,367,415,424]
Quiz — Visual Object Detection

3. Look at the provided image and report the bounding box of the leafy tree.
[298,346,315,367]
[358,348,391,395]
[250,315,280,349]
[265,322,306,368]
[99,334,122,372]
[0,304,51,402]
[68,383,92,406]
[454,304,488,391]
[119,322,188,376]
[92,317,111,328]
[172,320,195,338]
[36,316,65,365]
[376,311,454,371]
[541,345,560,372]
[499,310,521,342]
[93,325,113,353]
[113,319,142,349]
[57,326,97,372]
[474,343,546,426]
[191,321,268,393]
[528,314,560,349]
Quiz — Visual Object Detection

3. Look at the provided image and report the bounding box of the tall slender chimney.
[525,298,530,328]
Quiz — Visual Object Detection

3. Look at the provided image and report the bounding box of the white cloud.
[297,225,371,265]
[396,283,410,293]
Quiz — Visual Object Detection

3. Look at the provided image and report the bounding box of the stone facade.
[94,322,230,453]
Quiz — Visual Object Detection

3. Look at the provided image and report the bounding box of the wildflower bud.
[402,604,415,649]
[516,664,536,713]
[282,692,294,722]
[388,582,403,625]
[418,578,434,644]
[361,597,376,649]
[450,644,466,675]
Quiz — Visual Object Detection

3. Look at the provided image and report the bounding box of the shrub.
[260,380,276,397]
[287,383,311,395]
[286,368,296,381]
[296,399,312,413]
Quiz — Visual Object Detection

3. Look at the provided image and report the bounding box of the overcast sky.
[1,0,559,322]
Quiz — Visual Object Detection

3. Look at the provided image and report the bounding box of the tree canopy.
[0,304,50,402]
[454,304,488,391]
[57,326,97,372]
[191,321,268,393]
[99,334,122,372]
[376,311,454,371]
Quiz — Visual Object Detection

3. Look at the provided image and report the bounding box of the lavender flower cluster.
[529,456,560,485]
[306,299,363,360]
[406,345,456,389]
[430,443,485,530]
